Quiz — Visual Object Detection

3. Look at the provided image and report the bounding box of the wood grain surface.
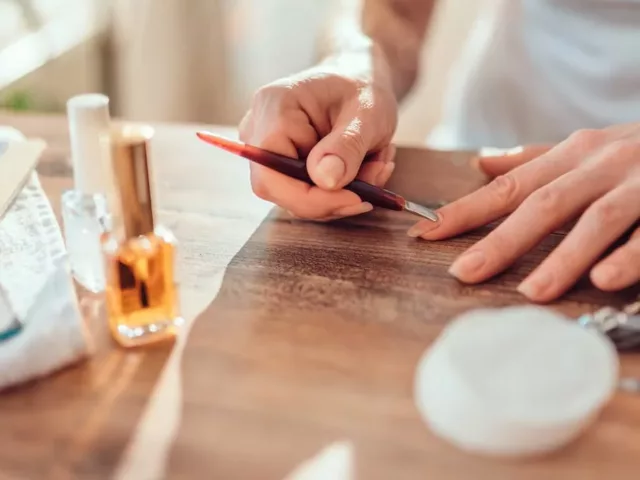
[1,112,639,480]
[166,178,640,480]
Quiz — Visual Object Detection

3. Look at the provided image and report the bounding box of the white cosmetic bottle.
[61,94,114,293]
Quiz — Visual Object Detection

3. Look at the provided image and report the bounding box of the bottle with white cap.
[61,93,114,293]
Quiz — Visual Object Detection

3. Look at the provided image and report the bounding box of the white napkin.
[0,126,92,391]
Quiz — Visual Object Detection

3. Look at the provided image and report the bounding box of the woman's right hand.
[239,57,399,221]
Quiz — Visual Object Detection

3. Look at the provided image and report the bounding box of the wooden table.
[0,112,639,480]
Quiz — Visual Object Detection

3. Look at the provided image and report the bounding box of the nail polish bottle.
[102,124,183,348]
[61,94,114,293]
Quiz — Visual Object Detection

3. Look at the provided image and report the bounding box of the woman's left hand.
[407,124,640,302]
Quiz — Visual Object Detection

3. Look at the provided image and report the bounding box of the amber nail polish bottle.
[103,124,182,347]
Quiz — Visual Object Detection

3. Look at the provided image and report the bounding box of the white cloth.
[428,0,640,149]
[0,127,91,391]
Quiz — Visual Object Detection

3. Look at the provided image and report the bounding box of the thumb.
[476,144,554,177]
[306,118,380,190]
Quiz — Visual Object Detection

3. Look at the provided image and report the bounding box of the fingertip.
[407,215,441,238]
[517,271,559,303]
[386,144,397,163]
[474,155,492,175]
[475,153,514,177]
[307,118,379,189]
[474,146,519,169]
[332,201,373,218]
[407,221,426,238]
[356,144,396,186]
[238,109,253,140]
[376,161,395,186]
[478,147,516,158]
[474,145,550,177]
[356,160,386,185]
[310,154,347,190]
[476,144,554,176]
[590,264,623,291]
[515,285,554,304]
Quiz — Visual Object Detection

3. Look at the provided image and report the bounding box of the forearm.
[319,0,436,101]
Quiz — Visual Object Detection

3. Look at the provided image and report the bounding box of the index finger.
[407,148,574,240]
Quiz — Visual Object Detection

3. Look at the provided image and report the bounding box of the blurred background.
[0,0,481,144]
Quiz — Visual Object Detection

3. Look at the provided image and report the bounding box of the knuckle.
[600,139,640,163]
[250,179,271,201]
[587,198,625,230]
[567,128,605,151]
[488,174,520,206]
[238,128,249,142]
[249,169,272,201]
[330,75,365,96]
[338,130,367,159]
[526,187,562,215]
[238,114,252,141]
[251,83,291,110]
[254,83,284,100]
[247,128,295,157]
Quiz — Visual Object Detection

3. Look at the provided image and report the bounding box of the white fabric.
[428,0,640,149]
[0,127,91,391]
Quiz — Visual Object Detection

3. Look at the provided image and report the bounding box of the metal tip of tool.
[404,201,439,222]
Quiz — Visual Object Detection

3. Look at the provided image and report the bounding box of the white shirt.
[427,0,640,149]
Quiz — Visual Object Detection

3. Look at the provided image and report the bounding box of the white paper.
[0,126,91,389]
[0,133,46,220]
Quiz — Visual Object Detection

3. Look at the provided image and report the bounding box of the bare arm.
[319,0,437,101]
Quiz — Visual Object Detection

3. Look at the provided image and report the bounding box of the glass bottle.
[61,94,114,293]
[103,125,182,347]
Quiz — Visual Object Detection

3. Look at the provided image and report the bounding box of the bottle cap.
[67,94,112,194]
[110,124,156,239]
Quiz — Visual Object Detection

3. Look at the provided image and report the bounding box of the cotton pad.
[414,306,619,457]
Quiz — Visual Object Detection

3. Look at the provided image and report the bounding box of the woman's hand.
[408,124,640,302]
[239,53,398,221]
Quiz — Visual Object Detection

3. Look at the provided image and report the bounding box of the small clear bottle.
[103,125,183,348]
[61,94,114,293]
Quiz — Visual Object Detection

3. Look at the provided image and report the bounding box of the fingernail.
[479,147,509,158]
[407,218,439,238]
[332,202,373,217]
[448,250,486,279]
[375,161,395,185]
[517,272,552,299]
[591,264,620,287]
[315,154,345,189]
[478,146,523,157]
[506,146,525,155]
